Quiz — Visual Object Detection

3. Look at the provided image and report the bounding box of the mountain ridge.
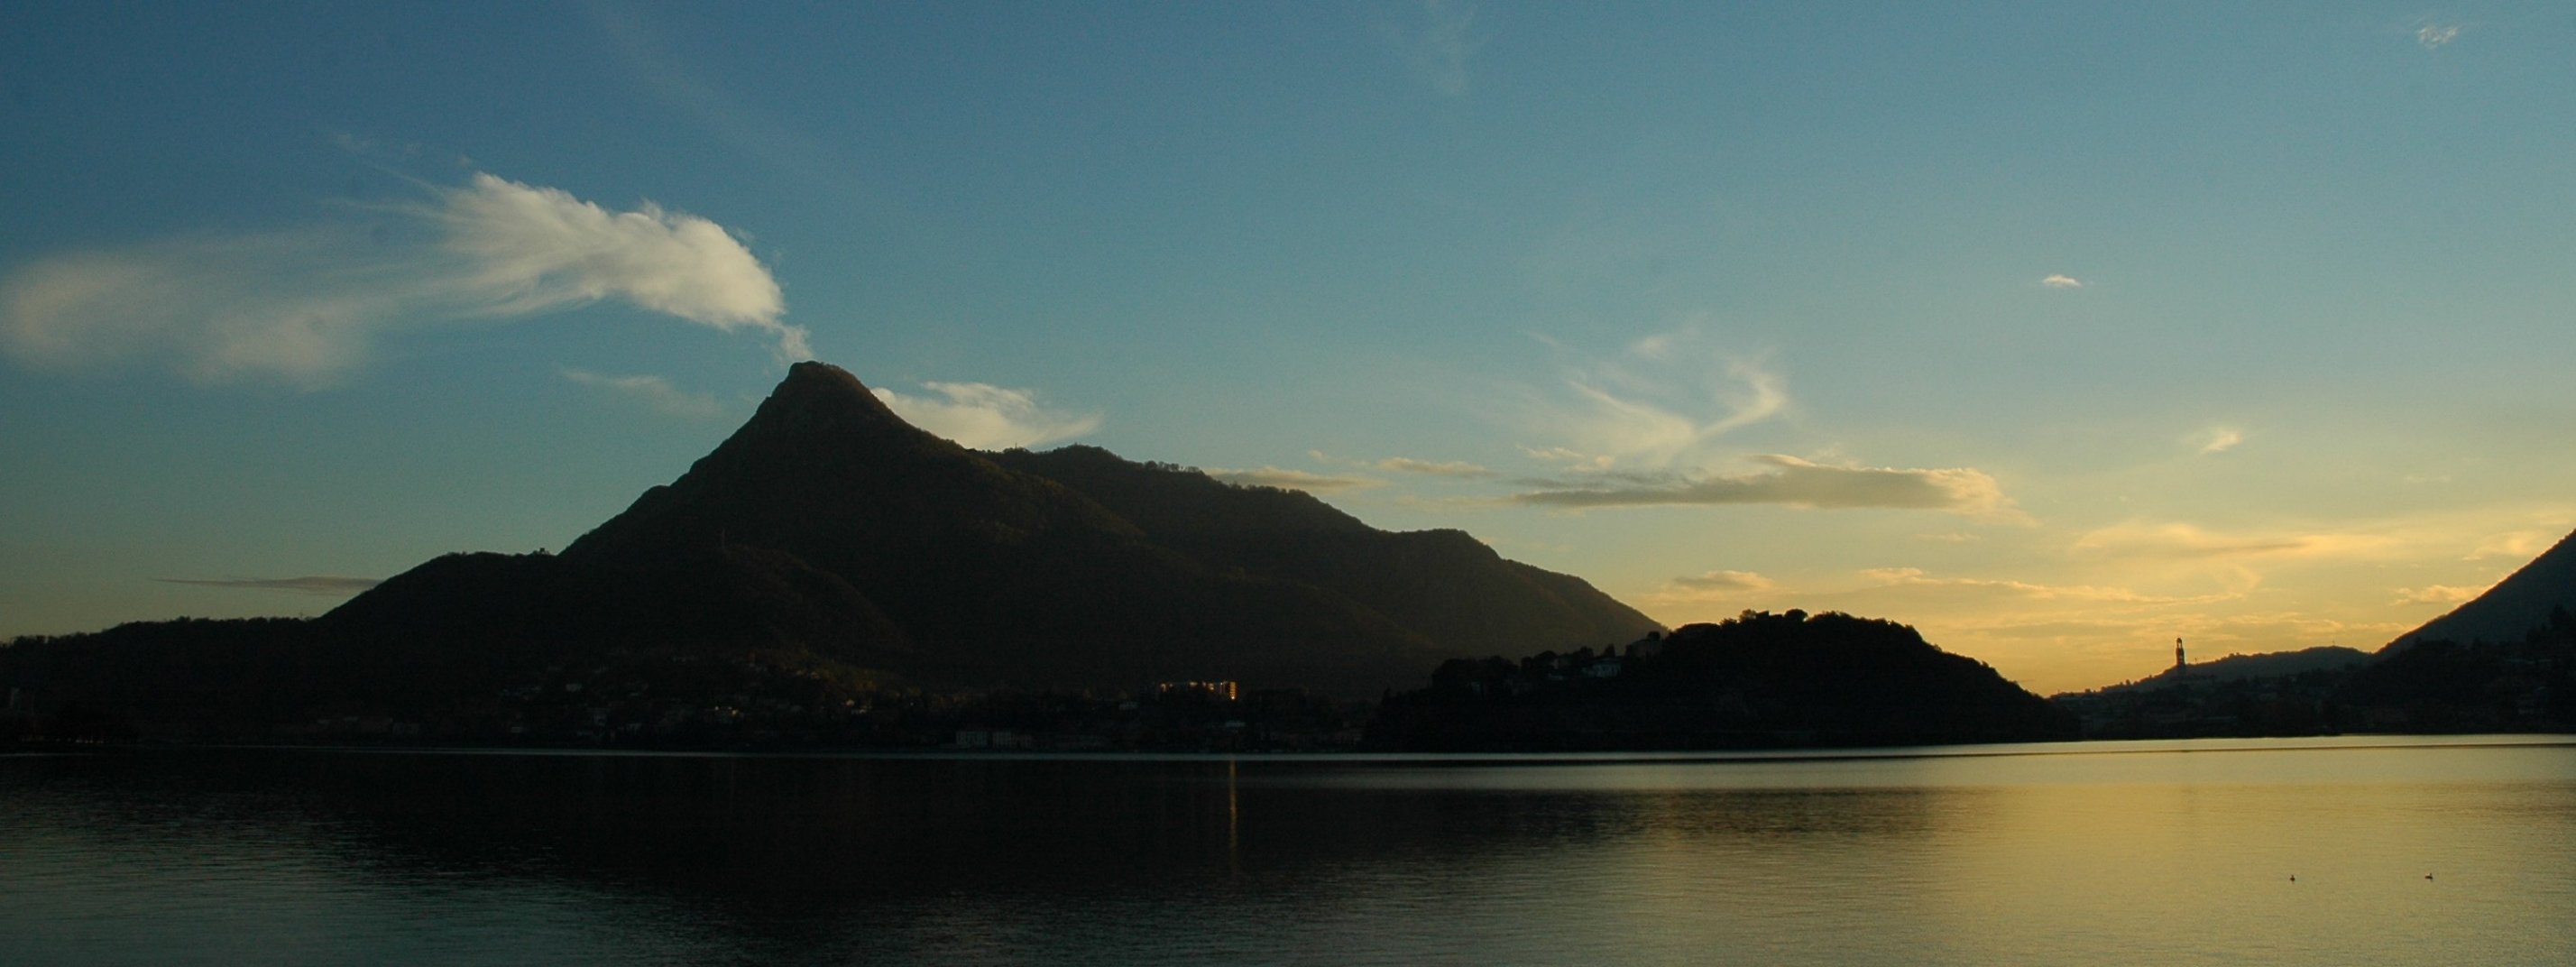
[317,361,1659,697]
[2386,526,2576,652]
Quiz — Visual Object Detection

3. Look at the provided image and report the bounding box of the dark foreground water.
[4,736,2572,965]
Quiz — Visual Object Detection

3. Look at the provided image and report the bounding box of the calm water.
[4,737,2571,965]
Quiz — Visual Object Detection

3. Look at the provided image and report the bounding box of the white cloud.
[560,367,725,419]
[1207,466,1385,493]
[429,174,801,356]
[2194,426,2245,455]
[1375,456,1497,478]
[2040,274,2084,289]
[1,173,803,387]
[1381,0,1481,97]
[872,381,1101,450]
[1515,454,2021,519]
[2416,23,2461,49]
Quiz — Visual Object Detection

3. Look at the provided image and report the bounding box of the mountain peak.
[559,360,1133,566]
[739,361,908,437]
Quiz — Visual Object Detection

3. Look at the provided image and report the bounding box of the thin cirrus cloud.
[2194,426,2245,455]
[1515,454,2020,519]
[1647,569,1778,604]
[2467,529,2553,560]
[0,172,806,387]
[1854,566,2238,605]
[1379,0,1481,97]
[2040,274,2084,289]
[2394,584,2486,605]
[870,382,1101,450]
[2415,22,2461,50]
[1208,467,1386,493]
[560,367,725,419]
[154,576,381,596]
[2070,522,2395,561]
[1527,356,1789,471]
[1374,456,1497,478]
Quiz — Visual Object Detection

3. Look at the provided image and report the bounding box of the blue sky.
[5,2,2571,692]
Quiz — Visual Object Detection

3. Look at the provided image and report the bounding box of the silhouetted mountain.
[988,445,1660,659]
[2387,527,2576,653]
[2337,604,2576,732]
[1370,610,2075,751]
[5,362,1663,740]
[325,363,1523,695]
[2050,647,2368,740]
[2098,646,2369,694]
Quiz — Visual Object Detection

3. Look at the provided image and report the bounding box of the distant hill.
[2387,527,2576,652]
[2098,645,2370,694]
[1370,610,2075,751]
[3,362,1660,739]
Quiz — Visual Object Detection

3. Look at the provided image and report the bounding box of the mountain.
[2386,527,2576,652]
[10,362,1658,732]
[2096,645,2370,694]
[986,445,1659,660]
[2321,526,2576,732]
[1370,610,2075,751]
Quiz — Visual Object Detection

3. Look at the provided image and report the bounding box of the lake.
[5,736,2571,965]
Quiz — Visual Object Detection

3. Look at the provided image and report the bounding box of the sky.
[5,2,2572,694]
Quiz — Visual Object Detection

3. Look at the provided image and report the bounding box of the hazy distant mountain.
[2387,527,2576,652]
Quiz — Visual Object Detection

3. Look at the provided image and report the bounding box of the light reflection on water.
[3,737,2571,966]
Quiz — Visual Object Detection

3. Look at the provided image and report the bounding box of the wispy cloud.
[2395,584,2485,605]
[1855,566,2237,604]
[1381,0,1482,97]
[1207,467,1385,493]
[1526,351,1789,470]
[872,381,1100,450]
[1515,454,2019,519]
[155,576,380,596]
[2194,426,2245,455]
[2071,522,2394,561]
[591,6,869,207]
[1375,456,1497,478]
[2467,529,2553,560]
[1,173,803,387]
[2040,273,2084,289]
[2415,21,2462,50]
[1520,445,1616,472]
[560,367,725,419]
[1647,569,1777,604]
